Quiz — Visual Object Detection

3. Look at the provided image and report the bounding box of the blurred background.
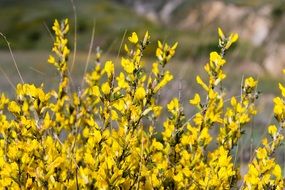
[1,0,285,170]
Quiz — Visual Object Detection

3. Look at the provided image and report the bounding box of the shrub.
[0,19,284,189]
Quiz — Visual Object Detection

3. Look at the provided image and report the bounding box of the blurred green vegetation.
[0,0,247,60]
[1,0,284,61]
[0,0,174,56]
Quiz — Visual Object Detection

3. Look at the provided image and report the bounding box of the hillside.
[0,0,285,75]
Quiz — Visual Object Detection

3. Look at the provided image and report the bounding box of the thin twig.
[249,76,259,161]
[178,79,182,102]
[117,29,127,59]
[43,22,54,41]
[70,0,77,73]
[0,32,24,83]
[136,131,144,190]
[81,21,96,87]
[234,76,245,169]
[249,116,254,160]
[29,67,46,76]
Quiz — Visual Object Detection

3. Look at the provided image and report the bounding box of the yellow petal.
[196,76,209,91]
[218,27,225,40]
[128,32,138,44]
[189,93,201,106]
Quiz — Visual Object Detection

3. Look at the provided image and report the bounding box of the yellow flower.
[156,47,163,61]
[230,96,237,106]
[84,152,95,166]
[190,93,201,106]
[116,72,129,89]
[199,128,212,145]
[151,173,160,187]
[162,121,174,139]
[152,106,162,117]
[43,112,52,130]
[104,61,114,77]
[279,83,285,97]
[91,86,101,97]
[152,62,159,76]
[273,97,283,115]
[48,156,65,171]
[25,178,33,189]
[256,148,267,160]
[128,32,138,44]
[210,51,225,67]
[82,127,90,138]
[225,33,239,49]
[196,75,209,91]
[48,55,56,65]
[63,46,70,58]
[273,164,282,178]
[167,98,179,111]
[134,87,146,100]
[208,89,217,100]
[121,57,135,74]
[152,140,163,151]
[154,71,173,92]
[8,101,21,114]
[268,125,278,136]
[89,130,102,144]
[218,27,225,40]
[244,77,258,88]
[101,82,111,95]
[173,172,183,183]
[228,33,239,44]
[156,41,178,63]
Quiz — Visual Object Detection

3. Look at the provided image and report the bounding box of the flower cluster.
[243,80,285,189]
[0,19,284,189]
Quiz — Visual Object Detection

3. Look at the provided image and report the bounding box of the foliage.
[0,19,284,189]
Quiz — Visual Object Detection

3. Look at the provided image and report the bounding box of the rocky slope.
[115,0,285,75]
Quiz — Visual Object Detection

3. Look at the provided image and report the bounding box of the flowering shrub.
[0,19,284,189]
